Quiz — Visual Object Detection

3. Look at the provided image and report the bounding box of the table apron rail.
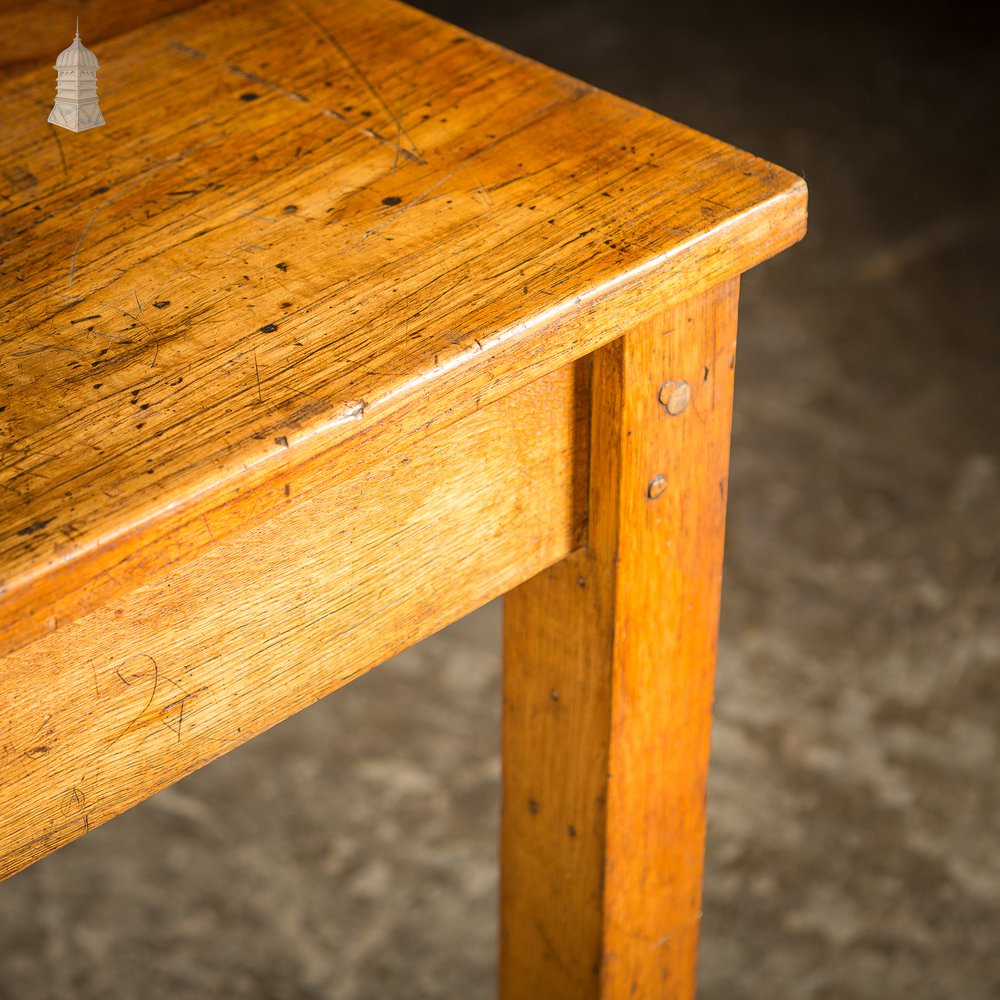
[0,358,589,879]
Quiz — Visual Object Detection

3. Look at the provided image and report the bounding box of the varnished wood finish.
[2,0,808,987]
[0,1,207,80]
[501,281,740,998]
[0,361,589,879]
[0,0,806,658]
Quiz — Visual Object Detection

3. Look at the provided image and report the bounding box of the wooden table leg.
[500,278,740,999]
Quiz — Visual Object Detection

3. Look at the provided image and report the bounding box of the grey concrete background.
[2,2,998,997]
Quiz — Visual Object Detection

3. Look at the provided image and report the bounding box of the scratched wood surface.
[0,0,206,81]
[0,359,588,879]
[0,0,806,657]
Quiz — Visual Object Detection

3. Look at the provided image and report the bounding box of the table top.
[0,0,806,656]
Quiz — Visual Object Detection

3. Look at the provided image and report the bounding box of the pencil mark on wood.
[60,787,87,817]
[158,679,208,743]
[106,654,159,750]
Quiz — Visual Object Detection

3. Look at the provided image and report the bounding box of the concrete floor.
[2,2,998,997]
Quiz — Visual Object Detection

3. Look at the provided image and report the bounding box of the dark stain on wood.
[16,519,54,538]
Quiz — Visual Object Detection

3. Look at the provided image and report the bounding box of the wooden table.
[0,1,806,994]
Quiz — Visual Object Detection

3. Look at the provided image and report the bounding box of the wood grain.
[0,0,807,657]
[0,0,208,80]
[0,359,589,880]
[501,281,740,998]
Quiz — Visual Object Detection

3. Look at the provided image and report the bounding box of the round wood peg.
[658,379,690,415]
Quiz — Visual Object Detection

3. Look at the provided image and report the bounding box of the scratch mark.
[701,196,730,212]
[170,33,418,163]
[13,342,89,358]
[167,41,205,59]
[290,0,425,165]
[95,300,161,367]
[473,182,494,209]
[68,205,103,285]
[20,714,54,762]
[253,348,262,403]
[239,210,279,223]
[201,513,215,541]
[67,151,195,286]
[355,91,584,246]
[392,77,416,176]
[228,64,310,103]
